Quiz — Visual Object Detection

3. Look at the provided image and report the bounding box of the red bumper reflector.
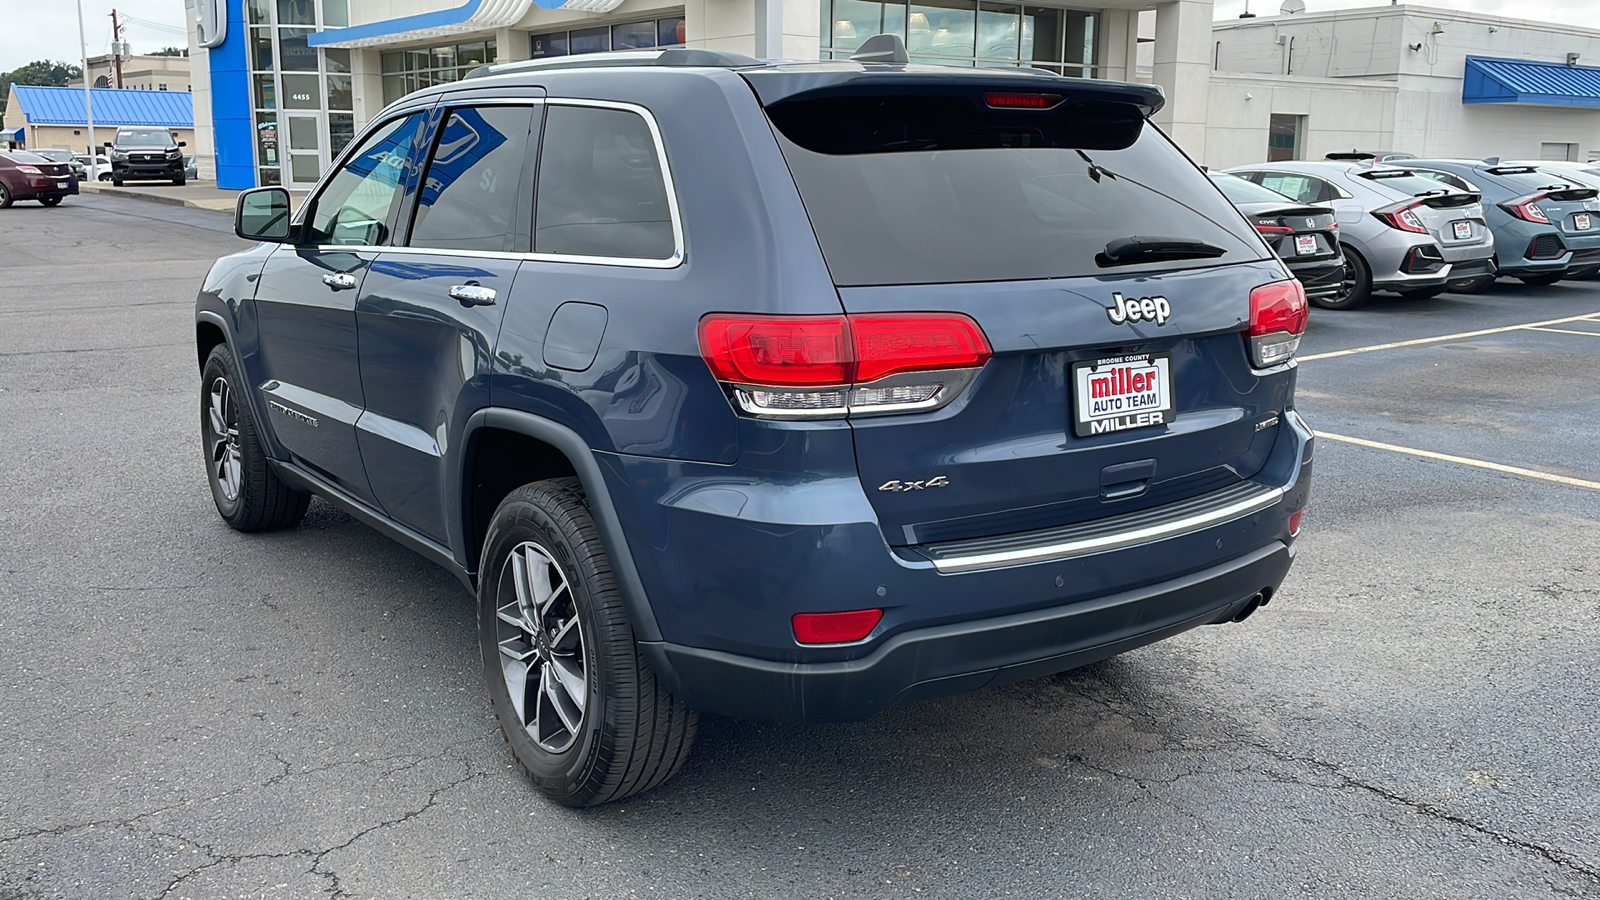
[792,609,883,644]
[1289,508,1305,537]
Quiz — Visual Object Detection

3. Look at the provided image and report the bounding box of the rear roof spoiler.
[742,66,1165,116]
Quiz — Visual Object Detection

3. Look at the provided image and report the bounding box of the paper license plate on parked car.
[1452,221,1472,241]
[1294,235,1318,255]
[1072,354,1173,438]
[1577,213,1593,231]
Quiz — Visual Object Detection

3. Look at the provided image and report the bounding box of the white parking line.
[1318,432,1600,492]
[1300,312,1600,361]
[1525,326,1600,338]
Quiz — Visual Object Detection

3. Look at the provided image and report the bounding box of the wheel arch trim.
[460,407,663,642]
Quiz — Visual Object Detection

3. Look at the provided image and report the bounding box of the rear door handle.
[322,272,358,291]
[449,284,497,307]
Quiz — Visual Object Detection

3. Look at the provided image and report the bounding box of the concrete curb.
[78,182,237,211]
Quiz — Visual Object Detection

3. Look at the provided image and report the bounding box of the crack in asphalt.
[1245,744,1600,885]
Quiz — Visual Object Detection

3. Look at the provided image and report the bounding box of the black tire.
[39,196,63,207]
[174,175,186,186]
[112,178,123,187]
[99,172,111,182]
[0,183,11,209]
[1397,286,1446,299]
[1517,272,1563,286]
[479,478,696,807]
[1447,274,1495,294]
[200,345,310,532]
[1312,250,1370,310]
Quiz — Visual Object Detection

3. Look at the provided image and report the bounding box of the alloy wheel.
[206,377,243,502]
[496,541,587,753]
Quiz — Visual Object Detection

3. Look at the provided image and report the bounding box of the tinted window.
[1412,169,1474,191]
[1492,168,1583,190]
[535,105,675,260]
[1211,173,1297,205]
[410,106,536,252]
[115,129,176,148]
[0,152,51,165]
[769,95,1263,285]
[1358,170,1461,197]
[307,114,424,246]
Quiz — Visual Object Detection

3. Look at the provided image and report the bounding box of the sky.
[1,0,1597,73]
[0,0,189,73]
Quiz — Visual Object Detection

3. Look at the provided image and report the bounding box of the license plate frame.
[1452,220,1472,241]
[1294,234,1318,256]
[1071,353,1174,438]
[1576,213,1594,231]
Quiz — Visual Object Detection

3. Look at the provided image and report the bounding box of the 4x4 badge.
[879,476,950,492]
[1106,292,1172,327]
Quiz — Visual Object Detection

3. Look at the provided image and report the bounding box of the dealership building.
[182,0,1599,188]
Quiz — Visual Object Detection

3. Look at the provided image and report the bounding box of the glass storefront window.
[570,26,610,54]
[279,29,316,71]
[276,0,315,26]
[323,48,351,74]
[530,33,568,58]
[253,73,276,110]
[323,0,349,27]
[432,46,458,70]
[329,113,355,157]
[612,21,656,50]
[379,39,499,104]
[290,154,321,183]
[282,73,320,110]
[246,0,271,25]
[259,167,283,186]
[822,0,1097,74]
[658,17,686,46]
[287,116,318,151]
[255,114,278,166]
[459,41,490,68]
[326,74,352,111]
[250,27,275,71]
[909,0,976,58]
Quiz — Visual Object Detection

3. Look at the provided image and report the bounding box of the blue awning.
[9,85,193,128]
[1463,56,1600,109]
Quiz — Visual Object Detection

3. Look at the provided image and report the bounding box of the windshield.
[1210,173,1298,205]
[767,95,1265,286]
[1360,170,1464,197]
[116,130,175,148]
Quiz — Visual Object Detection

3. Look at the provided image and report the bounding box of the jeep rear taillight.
[1247,280,1308,368]
[699,313,991,418]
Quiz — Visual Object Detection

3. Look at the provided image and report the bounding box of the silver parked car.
[1227,161,1496,309]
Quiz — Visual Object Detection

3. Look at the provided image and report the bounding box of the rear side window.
[410,105,537,252]
[534,105,675,260]
[767,94,1264,285]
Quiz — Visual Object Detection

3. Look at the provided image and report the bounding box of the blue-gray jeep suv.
[196,38,1314,807]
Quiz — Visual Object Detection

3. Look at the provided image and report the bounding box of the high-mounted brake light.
[1246,280,1308,368]
[1500,192,1551,224]
[699,313,992,418]
[984,92,1062,109]
[1372,200,1428,234]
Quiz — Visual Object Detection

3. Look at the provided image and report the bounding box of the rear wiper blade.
[1096,235,1227,268]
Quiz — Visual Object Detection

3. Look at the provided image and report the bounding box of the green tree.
[147,47,188,57]
[1,60,84,116]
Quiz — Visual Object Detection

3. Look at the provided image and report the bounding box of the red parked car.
[0,150,79,208]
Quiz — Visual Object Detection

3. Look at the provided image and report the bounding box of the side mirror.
[178,141,187,147]
[236,187,295,243]
[102,142,112,150]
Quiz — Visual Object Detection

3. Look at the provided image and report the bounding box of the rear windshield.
[1211,173,1297,205]
[0,152,50,164]
[767,95,1265,286]
[1358,169,1462,197]
[116,129,175,148]
[1492,168,1590,191]
[34,150,74,161]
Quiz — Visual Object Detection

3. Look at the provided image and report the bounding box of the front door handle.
[449,283,497,307]
[322,272,358,291]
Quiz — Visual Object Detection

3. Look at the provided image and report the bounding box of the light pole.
[77,0,100,181]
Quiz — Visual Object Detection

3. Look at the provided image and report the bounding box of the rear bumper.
[644,540,1292,722]
[1287,257,1346,299]
[608,409,1314,722]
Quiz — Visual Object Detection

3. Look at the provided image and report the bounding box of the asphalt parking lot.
[2,194,1598,900]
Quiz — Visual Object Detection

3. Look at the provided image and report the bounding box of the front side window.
[410,106,537,253]
[534,105,675,260]
[306,114,424,246]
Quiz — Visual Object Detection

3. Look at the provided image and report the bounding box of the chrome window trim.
[929,485,1285,575]
[301,98,685,269]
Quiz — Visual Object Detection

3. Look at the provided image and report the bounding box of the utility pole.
[77,0,99,179]
[111,9,124,88]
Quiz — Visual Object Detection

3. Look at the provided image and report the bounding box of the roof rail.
[463,47,763,80]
